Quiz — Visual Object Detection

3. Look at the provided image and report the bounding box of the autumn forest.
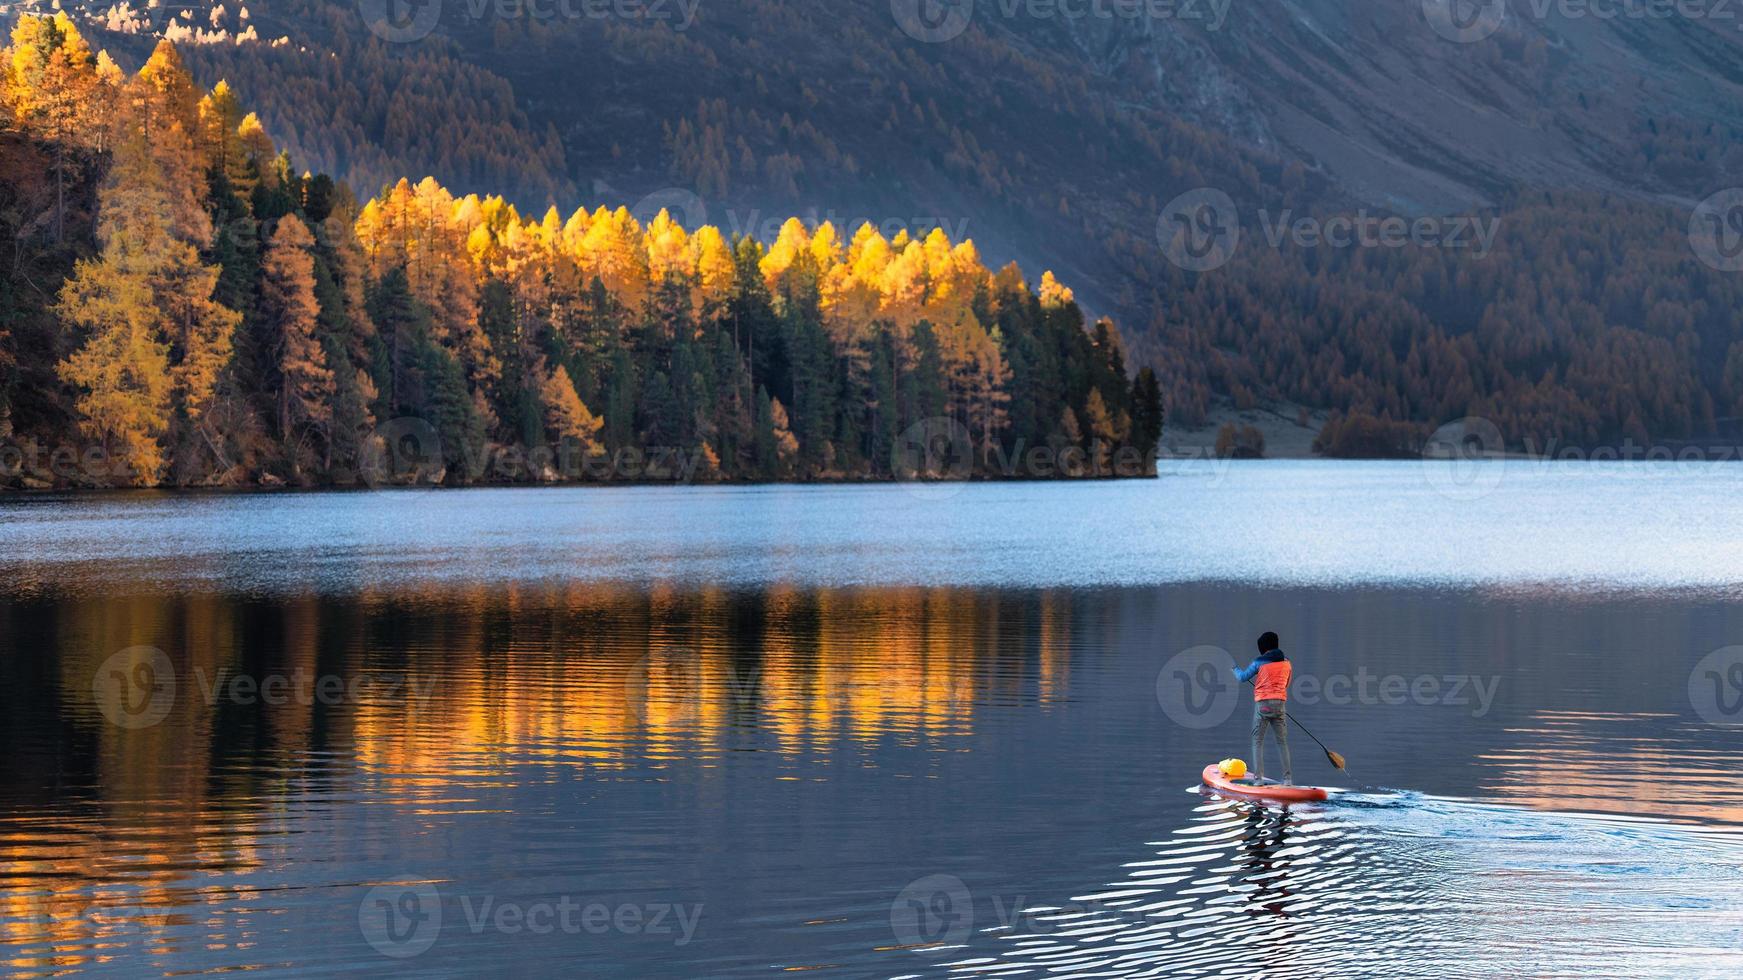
[0,15,1162,489]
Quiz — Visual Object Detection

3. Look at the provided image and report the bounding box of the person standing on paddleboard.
[1234,632,1292,785]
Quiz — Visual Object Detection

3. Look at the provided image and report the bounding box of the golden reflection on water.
[345,584,1066,781]
[0,583,1075,974]
[1477,709,1743,824]
[3,594,259,975]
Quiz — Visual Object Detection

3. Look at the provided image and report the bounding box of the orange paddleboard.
[1201,764,1329,803]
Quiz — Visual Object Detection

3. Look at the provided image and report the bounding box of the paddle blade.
[1325,749,1347,771]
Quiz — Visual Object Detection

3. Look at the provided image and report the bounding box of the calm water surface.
[2,462,1741,977]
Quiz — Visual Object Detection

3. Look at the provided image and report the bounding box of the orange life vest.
[1254,659,1291,702]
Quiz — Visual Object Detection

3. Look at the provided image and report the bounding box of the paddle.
[1283,711,1347,773]
[1241,676,1347,773]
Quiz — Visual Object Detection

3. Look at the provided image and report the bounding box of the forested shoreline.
[0,16,1162,491]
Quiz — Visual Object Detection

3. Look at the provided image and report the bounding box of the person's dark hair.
[1257,631,1280,653]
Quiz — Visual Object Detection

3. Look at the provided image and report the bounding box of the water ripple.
[943,794,1743,978]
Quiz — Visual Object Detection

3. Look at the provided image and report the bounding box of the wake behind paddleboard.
[1201,764,1329,804]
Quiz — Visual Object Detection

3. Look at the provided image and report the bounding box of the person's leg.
[1273,708,1292,784]
[1255,700,1288,784]
[1250,703,1268,781]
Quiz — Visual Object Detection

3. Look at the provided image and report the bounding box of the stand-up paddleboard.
[1201,764,1329,803]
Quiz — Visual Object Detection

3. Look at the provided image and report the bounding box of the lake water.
[2,461,1741,977]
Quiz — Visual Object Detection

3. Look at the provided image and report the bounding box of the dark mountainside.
[17,0,1743,449]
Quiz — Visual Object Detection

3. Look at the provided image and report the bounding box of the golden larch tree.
[6,13,103,241]
[539,362,604,454]
[260,215,334,451]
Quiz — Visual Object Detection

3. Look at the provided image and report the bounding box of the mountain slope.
[1009,0,1743,210]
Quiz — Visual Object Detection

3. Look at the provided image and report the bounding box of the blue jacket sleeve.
[1233,659,1260,683]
